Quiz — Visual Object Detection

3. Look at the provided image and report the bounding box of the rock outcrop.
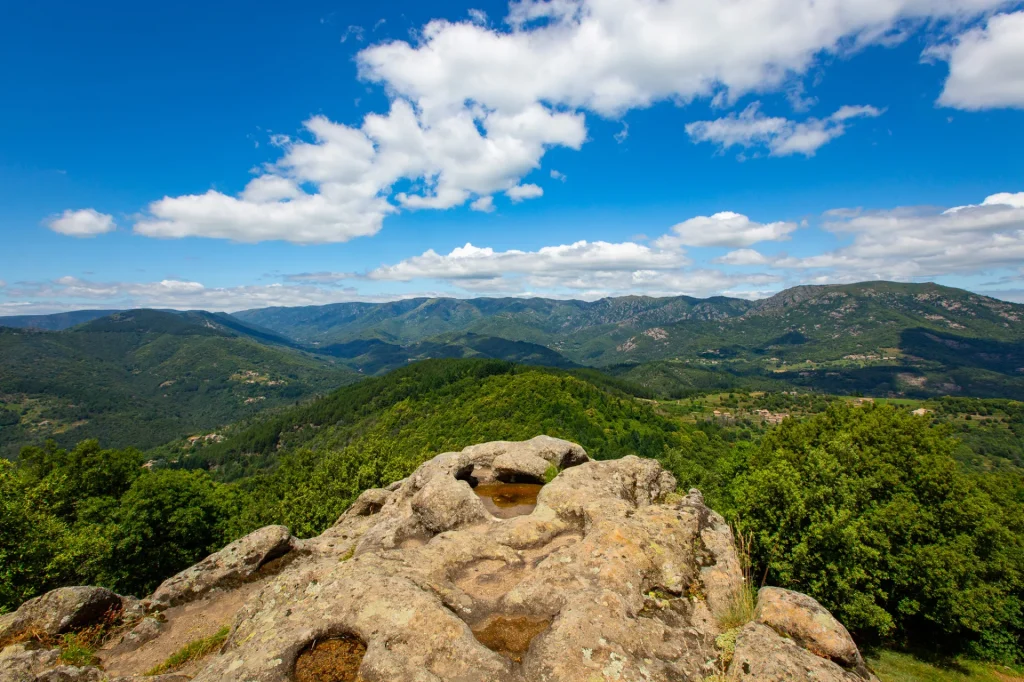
[1,437,876,682]
[149,524,298,610]
[0,587,123,646]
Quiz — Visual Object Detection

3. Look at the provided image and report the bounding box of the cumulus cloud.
[79,0,1007,244]
[714,248,771,265]
[506,183,544,202]
[470,196,496,212]
[368,240,688,282]
[133,100,583,243]
[778,191,1024,279]
[43,209,116,237]
[685,103,884,157]
[361,224,788,297]
[656,211,798,248]
[931,11,1024,110]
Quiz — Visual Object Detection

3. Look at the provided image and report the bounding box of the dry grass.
[144,626,229,676]
[718,527,758,631]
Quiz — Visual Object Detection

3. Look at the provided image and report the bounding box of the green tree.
[103,469,233,596]
[731,403,1024,662]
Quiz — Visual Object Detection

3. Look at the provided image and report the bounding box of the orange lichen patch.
[471,615,550,663]
[294,635,367,682]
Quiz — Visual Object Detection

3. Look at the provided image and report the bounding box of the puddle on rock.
[471,615,551,663]
[473,483,542,519]
[294,634,366,682]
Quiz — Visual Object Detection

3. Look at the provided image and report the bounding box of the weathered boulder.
[0,588,122,646]
[412,475,491,533]
[728,622,870,682]
[755,587,865,670]
[492,451,551,482]
[463,435,589,473]
[150,525,296,610]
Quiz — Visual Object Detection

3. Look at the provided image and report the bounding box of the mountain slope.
[607,282,1024,397]
[232,282,1024,397]
[160,358,714,534]
[0,310,357,457]
[232,295,751,352]
[318,331,577,375]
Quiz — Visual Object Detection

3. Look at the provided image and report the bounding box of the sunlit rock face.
[2,436,876,682]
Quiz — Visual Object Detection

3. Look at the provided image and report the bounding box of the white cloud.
[0,276,447,315]
[550,169,567,182]
[931,11,1024,110]
[686,103,883,157]
[132,100,583,243]
[341,25,365,43]
[656,211,798,248]
[715,248,770,265]
[43,209,116,237]
[614,122,629,144]
[468,8,488,25]
[360,0,1004,118]
[506,183,544,202]
[778,191,1024,279]
[368,240,688,282]
[362,224,785,297]
[69,0,1006,244]
[470,196,496,212]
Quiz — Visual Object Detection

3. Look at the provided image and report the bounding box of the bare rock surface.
[5,437,875,682]
[150,525,297,610]
[0,644,59,682]
[755,586,865,670]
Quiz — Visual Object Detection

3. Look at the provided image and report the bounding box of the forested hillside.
[4,358,1023,665]
[0,310,356,457]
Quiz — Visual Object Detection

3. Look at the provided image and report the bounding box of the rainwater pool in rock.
[472,483,542,519]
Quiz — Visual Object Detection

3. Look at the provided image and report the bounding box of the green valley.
[0,309,357,458]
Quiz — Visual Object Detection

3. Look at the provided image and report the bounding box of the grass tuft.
[58,631,99,667]
[543,464,559,484]
[145,626,229,676]
[717,527,758,631]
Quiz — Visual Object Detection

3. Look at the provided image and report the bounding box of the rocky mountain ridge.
[1,437,876,682]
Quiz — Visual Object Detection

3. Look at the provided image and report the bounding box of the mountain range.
[2,281,1022,458]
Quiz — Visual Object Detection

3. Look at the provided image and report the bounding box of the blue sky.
[2,0,1023,314]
